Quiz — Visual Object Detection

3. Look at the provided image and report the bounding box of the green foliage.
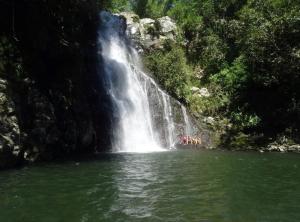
[167,1,202,34]
[143,0,171,18]
[144,44,191,100]
[230,112,261,129]
[210,56,248,94]
[227,132,255,150]
[188,84,229,117]
[195,33,228,75]
[110,0,172,18]
[234,0,300,136]
[102,0,300,146]
[109,0,131,12]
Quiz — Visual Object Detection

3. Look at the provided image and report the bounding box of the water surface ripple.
[0,150,300,222]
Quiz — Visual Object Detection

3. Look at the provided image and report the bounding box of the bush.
[144,45,192,100]
[210,56,249,94]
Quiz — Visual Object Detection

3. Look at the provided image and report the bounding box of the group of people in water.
[179,135,202,145]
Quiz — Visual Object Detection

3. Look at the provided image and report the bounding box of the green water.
[1,150,300,222]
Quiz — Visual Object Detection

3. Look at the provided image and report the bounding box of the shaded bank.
[0,1,114,169]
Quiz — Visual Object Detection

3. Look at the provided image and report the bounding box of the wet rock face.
[0,79,21,168]
[118,12,178,52]
[144,76,212,148]
[0,76,99,169]
[20,80,99,163]
[0,3,107,169]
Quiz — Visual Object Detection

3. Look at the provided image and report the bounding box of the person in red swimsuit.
[179,135,188,145]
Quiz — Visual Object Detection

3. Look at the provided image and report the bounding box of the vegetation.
[1,0,300,151]
[109,0,300,148]
[144,44,192,100]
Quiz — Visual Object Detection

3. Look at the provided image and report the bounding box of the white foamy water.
[181,105,193,135]
[98,11,193,152]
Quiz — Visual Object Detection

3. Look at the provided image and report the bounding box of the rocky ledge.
[118,12,178,52]
[0,79,21,168]
[262,143,300,153]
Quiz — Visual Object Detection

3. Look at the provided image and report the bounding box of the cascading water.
[98,11,162,152]
[98,11,196,152]
[181,105,193,135]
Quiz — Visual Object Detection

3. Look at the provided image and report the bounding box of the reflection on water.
[0,150,300,222]
[110,154,159,219]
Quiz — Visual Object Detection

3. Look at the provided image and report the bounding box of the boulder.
[194,66,204,79]
[116,13,178,52]
[119,12,140,25]
[268,144,278,151]
[157,16,177,34]
[0,78,21,169]
[190,86,200,93]
[204,117,215,125]
[199,88,210,97]
[0,79,7,87]
[190,87,210,97]
[140,18,155,26]
[119,12,142,40]
[288,144,300,152]
[127,22,141,37]
[139,18,157,44]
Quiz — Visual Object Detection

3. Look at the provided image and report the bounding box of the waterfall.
[98,11,195,152]
[161,93,175,148]
[181,105,193,135]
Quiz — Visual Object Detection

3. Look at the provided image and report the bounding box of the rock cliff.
[118,12,178,52]
[0,2,112,169]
